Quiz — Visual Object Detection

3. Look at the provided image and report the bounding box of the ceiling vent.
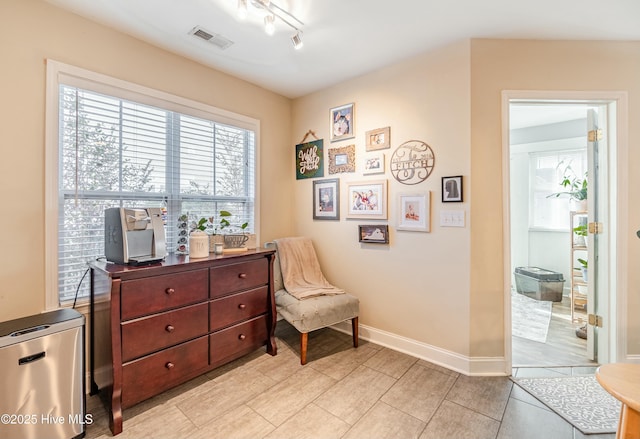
[188,26,234,50]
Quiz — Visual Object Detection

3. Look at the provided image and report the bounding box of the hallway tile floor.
[86,322,615,439]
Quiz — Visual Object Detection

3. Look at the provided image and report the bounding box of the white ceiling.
[510,104,591,130]
[45,0,640,99]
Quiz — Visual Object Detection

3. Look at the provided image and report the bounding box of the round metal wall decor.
[390,140,435,185]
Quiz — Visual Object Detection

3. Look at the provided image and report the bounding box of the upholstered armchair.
[268,238,359,365]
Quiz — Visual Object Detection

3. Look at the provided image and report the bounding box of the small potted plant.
[191,210,250,250]
[577,258,588,282]
[219,211,250,248]
[573,223,588,247]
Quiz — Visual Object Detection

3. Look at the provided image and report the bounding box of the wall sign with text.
[390,140,435,185]
[296,139,324,179]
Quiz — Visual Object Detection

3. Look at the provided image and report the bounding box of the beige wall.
[293,38,640,367]
[0,0,293,322]
[292,41,472,357]
[470,39,640,358]
[2,0,639,372]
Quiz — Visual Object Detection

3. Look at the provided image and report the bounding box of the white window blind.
[57,85,255,304]
[529,150,586,230]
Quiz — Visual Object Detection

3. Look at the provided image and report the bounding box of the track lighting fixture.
[236,0,305,49]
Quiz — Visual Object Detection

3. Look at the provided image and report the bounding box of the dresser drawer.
[121,269,208,320]
[210,258,268,298]
[121,302,208,362]
[210,315,268,368]
[210,286,269,331]
[122,336,209,408]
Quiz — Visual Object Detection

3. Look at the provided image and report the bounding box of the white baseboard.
[331,321,508,376]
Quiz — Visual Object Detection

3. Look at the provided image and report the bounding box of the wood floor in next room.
[512,292,595,368]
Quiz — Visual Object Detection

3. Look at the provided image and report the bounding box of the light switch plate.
[440,210,465,227]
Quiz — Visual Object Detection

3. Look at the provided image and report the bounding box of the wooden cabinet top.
[90,248,275,280]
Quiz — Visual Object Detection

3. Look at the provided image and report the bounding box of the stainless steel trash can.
[0,309,86,439]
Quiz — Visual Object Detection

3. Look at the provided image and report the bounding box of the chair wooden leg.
[300,332,308,365]
[352,317,359,348]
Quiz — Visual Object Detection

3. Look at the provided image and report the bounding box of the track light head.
[264,14,275,35]
[291,31,303,50]
[237,0,248,19]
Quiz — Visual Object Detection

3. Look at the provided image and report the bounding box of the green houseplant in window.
[548,163,587,211]
[192,210,250,249]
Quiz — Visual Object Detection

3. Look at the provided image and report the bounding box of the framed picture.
[330,103,355,142]
[397,192,430,232]
[365,126,390,151]
[328,145,356,174]
[296,139,323,179]
[313,178,340,220]
[346,180,387,219]
[359,225,389,244]
[442,175,463,202]
[362,152,385,175]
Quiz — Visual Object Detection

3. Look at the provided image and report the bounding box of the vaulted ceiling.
[45,0,640,99]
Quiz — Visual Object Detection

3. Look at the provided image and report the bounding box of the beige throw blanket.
[275,237,344,299]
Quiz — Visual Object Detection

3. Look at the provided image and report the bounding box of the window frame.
[45,60,261,310]
[527,148,587,232]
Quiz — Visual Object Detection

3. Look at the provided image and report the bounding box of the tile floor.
[85,322,616,439]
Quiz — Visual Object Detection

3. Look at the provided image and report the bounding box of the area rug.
[514,375,620,434]
[511,290,552,343]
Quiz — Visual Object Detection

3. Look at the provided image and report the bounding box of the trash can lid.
[515,266,564,281]
[0,308,84,346]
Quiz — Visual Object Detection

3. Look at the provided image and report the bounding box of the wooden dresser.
[89,248,277,436]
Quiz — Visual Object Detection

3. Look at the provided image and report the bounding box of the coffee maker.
[104,207,167,265]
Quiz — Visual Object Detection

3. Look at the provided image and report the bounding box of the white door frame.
[501,90,629,373]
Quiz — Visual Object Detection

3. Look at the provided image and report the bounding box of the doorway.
[504,94,620,369]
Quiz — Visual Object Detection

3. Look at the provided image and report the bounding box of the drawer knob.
[238,304,246,310]
[165,324,175,333]
[238,334,246,341]
[165,288,175,295]
[165,362,175,369]
[238,273,247,279]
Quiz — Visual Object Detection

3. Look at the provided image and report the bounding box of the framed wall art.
[330,103,355,142]
[362,152,385,175]
[365,126,390,151]
[359,225,389,244]
[397,192,430,232]
[328,145,356,174]
[346,180,387,219]
[442,175,463,202]
[295,139,323,179]
[313,178,340,220]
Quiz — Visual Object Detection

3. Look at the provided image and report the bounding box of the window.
[529,150,587,230]
[46,61,258,306]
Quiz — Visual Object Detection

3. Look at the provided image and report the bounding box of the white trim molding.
[331,321,507,377]
[501,89,629,367]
